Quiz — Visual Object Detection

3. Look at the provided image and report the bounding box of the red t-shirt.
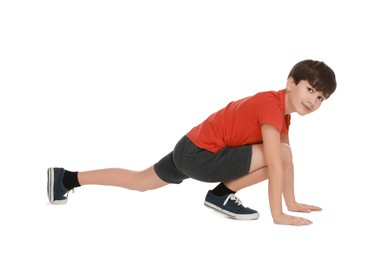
[186,89,290,153]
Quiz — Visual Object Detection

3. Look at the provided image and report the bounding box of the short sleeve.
[257,96,285,133]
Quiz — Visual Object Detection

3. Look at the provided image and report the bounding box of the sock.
[63,170,81,190]
[211,182,236,197]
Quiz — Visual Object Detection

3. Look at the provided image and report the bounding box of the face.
[286,78,326,115]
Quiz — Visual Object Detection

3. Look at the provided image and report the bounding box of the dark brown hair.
[288,59,337,99]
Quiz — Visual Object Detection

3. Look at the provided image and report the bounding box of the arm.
[280,133,290,145]
[261,125,283,219]
[280,133,297,208]
[281,133,322,213]
[262,124,284,220]
[262,125,313,225]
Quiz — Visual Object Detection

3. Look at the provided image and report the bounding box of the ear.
[286,76,295,91]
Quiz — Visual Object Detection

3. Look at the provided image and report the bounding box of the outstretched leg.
[78,166,168,191]
[48,150,186,204]
[47,166,168,204]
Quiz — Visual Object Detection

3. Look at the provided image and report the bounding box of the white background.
[1,0,389,259]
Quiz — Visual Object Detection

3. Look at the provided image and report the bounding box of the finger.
[296,205,311,213]
[301,217,312,225]
[293,217,312,226]
[300,218,313,225]
[288,206,310,213]
[301,204,322,211]
[308,205,322,211]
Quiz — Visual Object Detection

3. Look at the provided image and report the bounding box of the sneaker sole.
[204,201,259,220]
[47,168,67,205]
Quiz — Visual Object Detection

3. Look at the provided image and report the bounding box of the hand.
[287,202,322,213]
[273,213,312,226]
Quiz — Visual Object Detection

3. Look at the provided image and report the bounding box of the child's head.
[288,59,337,99]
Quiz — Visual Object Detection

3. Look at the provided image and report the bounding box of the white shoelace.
[223,194,242,206]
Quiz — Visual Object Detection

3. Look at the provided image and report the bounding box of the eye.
[307,87,313,93]
[318,96,325,102]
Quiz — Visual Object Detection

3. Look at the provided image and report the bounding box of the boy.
[48,59,336,226]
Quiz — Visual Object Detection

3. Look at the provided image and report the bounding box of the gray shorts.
[154,135,252,184]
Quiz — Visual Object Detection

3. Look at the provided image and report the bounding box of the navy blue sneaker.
[204,190,259,220]
[47,167,71,204]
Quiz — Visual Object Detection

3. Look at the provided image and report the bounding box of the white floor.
[1,1,389,259]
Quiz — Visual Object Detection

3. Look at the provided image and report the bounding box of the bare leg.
[225,167,268,191]
[225,143,268,191]
[78,166,168,191]
[224,143,292,192]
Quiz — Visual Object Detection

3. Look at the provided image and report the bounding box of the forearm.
[268,165,284,220]
[283,162,296,208]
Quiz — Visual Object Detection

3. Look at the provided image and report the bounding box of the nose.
[308,95,315,105]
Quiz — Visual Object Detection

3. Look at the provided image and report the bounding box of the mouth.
[302,103,312,112]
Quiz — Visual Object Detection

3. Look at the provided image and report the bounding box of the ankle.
[211,182,236,197]
[63,170,80,190]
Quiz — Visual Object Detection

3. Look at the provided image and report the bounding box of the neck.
[284,90,293,115]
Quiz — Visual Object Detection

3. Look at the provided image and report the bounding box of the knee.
[135,185,148,192]
[281,143,293,168]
